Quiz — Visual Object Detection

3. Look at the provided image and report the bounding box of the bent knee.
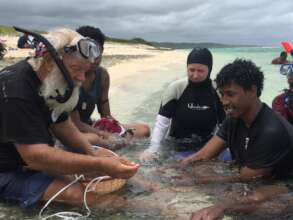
[140,124,150,137]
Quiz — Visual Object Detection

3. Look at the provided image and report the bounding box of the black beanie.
[187,48,213,74]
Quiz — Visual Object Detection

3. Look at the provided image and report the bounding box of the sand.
[0,35,186,89]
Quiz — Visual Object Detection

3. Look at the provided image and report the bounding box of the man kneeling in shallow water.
[0,28,139,208]
[181,59,293,220]
[70,26,150,150]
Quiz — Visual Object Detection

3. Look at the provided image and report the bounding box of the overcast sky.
[1,0,293,45]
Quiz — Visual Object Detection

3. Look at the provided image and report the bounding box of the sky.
[1,0,293,46]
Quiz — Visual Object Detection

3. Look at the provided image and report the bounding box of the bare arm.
[181,135,226,166]
[50,117,95,156]
[70,110,112,146]
[98,68,111,118]
[15,143,139,179]
[190,185,289,220]
[193,166,272,184]
[70,110,99,134]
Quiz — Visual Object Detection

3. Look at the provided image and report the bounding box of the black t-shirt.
[159,78,225,139]
[0,60,68,171]
[217,103,293,176]
[75,67,102,124]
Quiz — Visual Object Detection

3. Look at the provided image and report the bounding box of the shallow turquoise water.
[0,47,292,219]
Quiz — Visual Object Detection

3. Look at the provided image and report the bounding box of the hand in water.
[107,134,132,150]
[180,153,197,167]
[190,205,225,220]
[139,150,158,163]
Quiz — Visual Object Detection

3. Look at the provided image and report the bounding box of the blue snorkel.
[14,26,74,104]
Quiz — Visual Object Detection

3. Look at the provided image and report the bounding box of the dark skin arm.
[190,185,290,220]
[51,117,96,155]
[181,135,227,166]
[181,136,272,183]
[70,110,112,146]
[98,68,112,118]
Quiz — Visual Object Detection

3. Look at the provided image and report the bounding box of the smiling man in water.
[181,59,293,219]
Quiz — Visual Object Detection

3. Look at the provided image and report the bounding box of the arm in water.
[16,142,139,179]
[181,135,272,184]
[190,185,290,220]
[139,114,171,162]
[51,117,96,155]
[180,135,226,166]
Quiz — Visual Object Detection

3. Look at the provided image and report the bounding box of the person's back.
[272,51,290,65]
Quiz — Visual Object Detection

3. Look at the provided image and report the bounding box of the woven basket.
[82,177,127,195]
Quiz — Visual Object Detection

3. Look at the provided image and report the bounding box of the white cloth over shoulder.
[147,114,171,153]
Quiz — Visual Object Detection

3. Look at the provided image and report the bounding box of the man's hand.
[190,205,225,220]
[180,153,199,167]
[99,156,140,179]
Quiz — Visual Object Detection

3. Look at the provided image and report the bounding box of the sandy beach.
[0,35,186,110]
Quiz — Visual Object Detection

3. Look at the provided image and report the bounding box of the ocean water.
[110,47,287,125]
[0,47,292,220]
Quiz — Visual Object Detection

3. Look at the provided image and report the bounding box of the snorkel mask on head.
[64,38,100,63]
[14,26,100,103]
[280,64,293,76]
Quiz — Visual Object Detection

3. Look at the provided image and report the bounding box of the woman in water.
[140,48,226,162]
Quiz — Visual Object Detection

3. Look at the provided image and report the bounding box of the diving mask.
[280,64,293,76]
[64,38,100,62]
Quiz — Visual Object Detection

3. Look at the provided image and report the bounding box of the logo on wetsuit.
[187,103,210,110]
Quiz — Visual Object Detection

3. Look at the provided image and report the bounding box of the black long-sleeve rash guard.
[159,78,225,140]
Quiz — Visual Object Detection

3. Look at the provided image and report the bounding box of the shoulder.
[98,66,110,81]
[260,105,292,136]
[161,78,188,105]
[0,60,38,100]
[272,92,286,105]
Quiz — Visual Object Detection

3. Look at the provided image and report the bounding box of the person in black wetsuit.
[180,59,293,220]
[140,48,226,162]
[71,26,150,149]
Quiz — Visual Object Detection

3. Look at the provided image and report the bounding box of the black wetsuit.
[76,67,102,124]
[159,78,225,149]
[217,103,293,177]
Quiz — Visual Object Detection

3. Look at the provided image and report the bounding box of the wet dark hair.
[76,26,105,50]
[280,51,287,58]
[216,59,264,97]
[0,42,6,60]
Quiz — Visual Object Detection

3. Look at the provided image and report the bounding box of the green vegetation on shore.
[0,25,253,49]
[0,25,46,35]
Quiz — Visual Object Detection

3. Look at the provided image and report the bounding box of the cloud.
[1,0,293,45]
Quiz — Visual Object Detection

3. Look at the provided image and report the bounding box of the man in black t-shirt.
[180,59,293,220]
[0,28,139,209]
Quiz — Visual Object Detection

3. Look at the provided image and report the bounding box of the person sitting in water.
[71,26,150,148]
[180,59,293,220]
[140,48,226,162]
[17,32,33,49]
[0,28,139,209]
[272,65,293,125]
[271,51,290,65]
